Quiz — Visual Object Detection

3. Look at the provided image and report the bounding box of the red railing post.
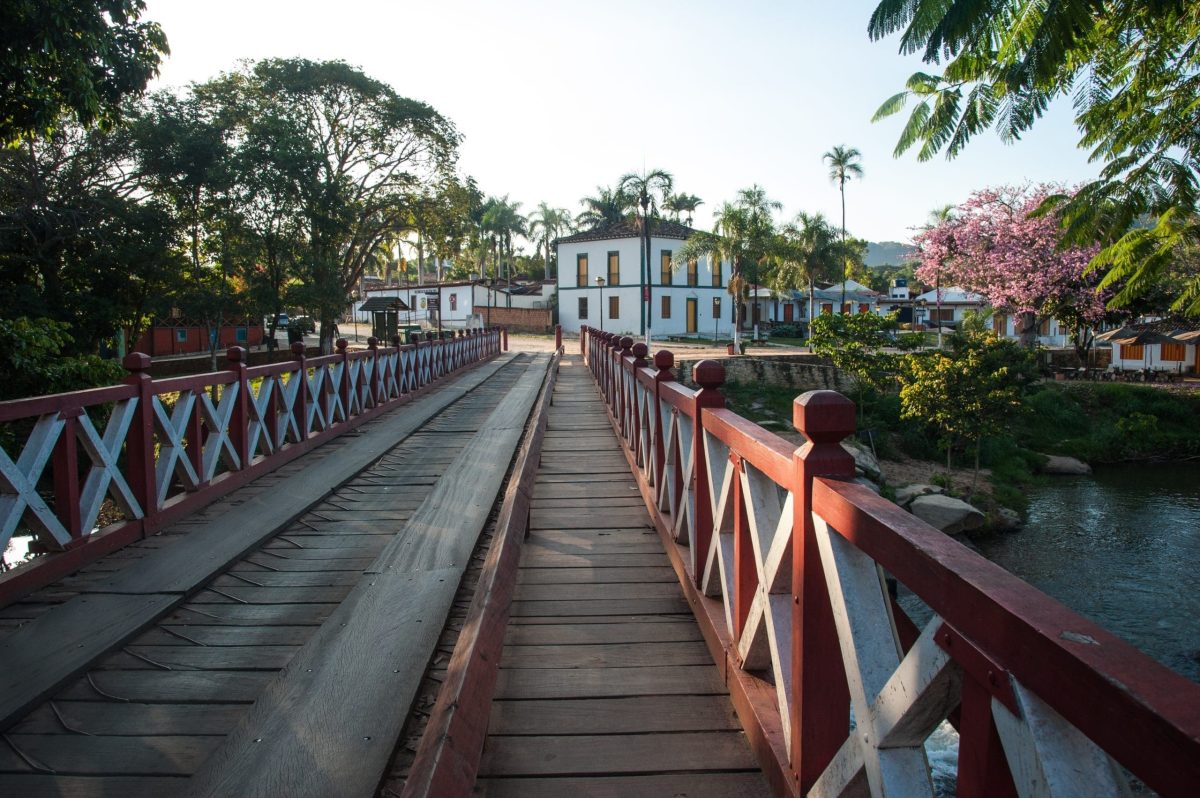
[292,341,309,441]
[691,360,724,586]
[122,353,157,520]
[336,338,350,421]
[502,326,509,352]
[391,336,403,394]
[630,343,648,460]
[652,350,673,484]
[186,384,206,489]
[367,337,380,406]
[617,337,633,429]
[791,390,855,791]
[581,325,588,359]
[51,409,82,542]
[555,323,562,352]
[226,346,250,466]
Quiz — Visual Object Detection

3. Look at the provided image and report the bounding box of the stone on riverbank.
[894,483,943,507]
[843,442,882,483]
[1040,454,1092,475]
[910,494,986,535]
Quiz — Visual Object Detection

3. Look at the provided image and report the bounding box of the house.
[352,281,477,329]
[911,286,987,327]
[988,313,1074,348]
[1100,324,1200,374]
[131,317,264,356]
[555,219,734,338]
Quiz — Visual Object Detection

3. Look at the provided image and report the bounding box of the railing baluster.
[122,353,157,530]
[227,347,250,467]
[691,361,724,587]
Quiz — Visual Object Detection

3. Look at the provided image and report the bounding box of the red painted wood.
[956,676,1018,798]
[813,478,1200,796]
[226,347,250,467]
[702,408,794,487]
[791,390,855,793]
[51,411,82,541]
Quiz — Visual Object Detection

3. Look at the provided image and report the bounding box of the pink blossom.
[913,185,1108,323]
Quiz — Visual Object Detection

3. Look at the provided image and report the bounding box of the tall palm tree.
[576,185,633,229]
[823,145,864,308]
[771,212,845,333]
[734,185,782,337]
[482,195,526,305]
[618,169,674,341]
[665,192,704,226]
[527,202,574,281]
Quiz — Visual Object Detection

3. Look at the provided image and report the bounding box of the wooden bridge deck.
[475,356,769,797]
[0,351,769,798]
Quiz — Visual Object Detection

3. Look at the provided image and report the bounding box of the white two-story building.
[555,220,735,338]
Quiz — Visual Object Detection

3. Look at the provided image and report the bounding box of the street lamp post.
[596,276,605,332]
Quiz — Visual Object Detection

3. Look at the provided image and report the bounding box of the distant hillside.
[866,241,914,267]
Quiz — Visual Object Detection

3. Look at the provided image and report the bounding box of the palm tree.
[527,202,574,281]
[734,185,782,337]
[665,192,704,226]
[576,185,633,229]
[618,169,674,342]
[823,145,864,308]
[771,212,845,334]
[481,195,526,305]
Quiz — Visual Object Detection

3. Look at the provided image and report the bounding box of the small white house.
[988,313,1073,348]
[353,281,476,328]
[555,219,734,338]
[912,286,987,327]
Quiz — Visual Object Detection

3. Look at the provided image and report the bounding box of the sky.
[141,0,1101,246]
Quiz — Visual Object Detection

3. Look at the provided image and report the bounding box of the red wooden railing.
[0,329,503,605]
[580,324,1200,798]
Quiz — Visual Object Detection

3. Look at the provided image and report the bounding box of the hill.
[865,241,914,267]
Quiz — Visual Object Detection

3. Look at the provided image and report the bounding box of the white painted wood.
[199,383,241,481]
[306,367,327,433]
[276,371,303,445]
[671,414,695,545]
[808,734,871,798]
[0,413,69,548]
[152,391,201,508]
[76,399,143,532]
[246,376,276,457]
[701,458,734,599]
[993,680,1134,798]
[873,620,961,749]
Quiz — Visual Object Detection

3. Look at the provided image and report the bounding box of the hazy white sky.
[142,0,1099,245]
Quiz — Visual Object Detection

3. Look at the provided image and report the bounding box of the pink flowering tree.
[913,185,1112,358]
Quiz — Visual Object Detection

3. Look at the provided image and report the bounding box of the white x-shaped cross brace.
[153,392,201,508]
[657,409,696,546]
[0,413,69,549]
[246,376,276,458]
[358,356,375,410]
[326,362,347,424]
[306,366,328,434]
[418,347,432,384]
[198,383,242,481]
[77,399,143,533]
[276,371,303,446]
[399,350,416,393]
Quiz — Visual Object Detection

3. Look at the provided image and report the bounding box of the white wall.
[353,284,475,327]
[1111,342,1196,372]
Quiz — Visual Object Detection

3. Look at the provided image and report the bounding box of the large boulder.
[992,507,1023,531]
[843,441,882,483]
[894,483,943,507]
[1040,454,1092,475]
[909,494,986,535]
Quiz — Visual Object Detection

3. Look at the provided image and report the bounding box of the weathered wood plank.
[514,566,677,585]
[498,640,712,668]
[0,774,183,798]
[57,670,273,703]
[233,554,374,573]
[162,603,337,625]
[513,581,683,601]
[212,571,362,588]
[508,597,692,617]
[10,701,245,736]
[475,773,769,798]
[5,734,221,775]
[97,645,299,671]
[488,695,743,735]
[478,732,759,776]
[518,552,672,569]
[493,665,725,699]
[188,585,354,604]
[132,625,313,647]
[504,621,702,646]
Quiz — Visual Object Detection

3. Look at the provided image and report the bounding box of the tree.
[899,325,1034,497]
[809,311,900,422]
[1,0,169,146]
[618,169,674,340]
[822,145,864,308]
[481,195,526,302]
[219,59,461,351]
[770,212,847,330]
[526,202,574,280]
[869,0,1200,315]
[576,185,633,229]
[664,192,704,226]
[912,185,1107,353]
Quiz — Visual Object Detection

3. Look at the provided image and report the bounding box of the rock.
[993,507,1023,531]
[853,476,881,495]
[909,494,986,535]
[842,442,882,483]
[894,483,943,507]
[1040,454,1092,475]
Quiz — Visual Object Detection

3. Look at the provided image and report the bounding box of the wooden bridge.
[0,326,1196,797]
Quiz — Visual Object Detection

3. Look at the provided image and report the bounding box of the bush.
[0,318,123,401]
[769,324,801,338]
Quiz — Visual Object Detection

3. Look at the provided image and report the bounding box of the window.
[661,296,671,319]
[449,294,458,311]
[992,314,1007,335]
[1162,342,1186,361]
[687,259,698,287]
[712,296,722,319]
[841,303,852,315]
[931,308,955,322]
[711,258,721,287]
[608,295,619,320]
[858,303,869,315]
[1120,344,1144,360]
[578,297,588,320]
[236,327,248,343]
[175,328,188,343]
[608,251,620,286]
[576,254,588,287]
[821,304,833,315]
[661,251,673,285]
[1039,317,1051,335]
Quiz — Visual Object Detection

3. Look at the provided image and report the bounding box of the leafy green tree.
[0,318,123,401]
[809,311,899,422]
[869,0,1200,315]
[899,325,1035,495]
[770,212,848,328]
[1,0,168,146]
[576,185,633,229]
[481,195,526,300]
[822,145,864,307]
[527,202,574,280]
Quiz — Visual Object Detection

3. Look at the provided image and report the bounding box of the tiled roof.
[555,218,698,245]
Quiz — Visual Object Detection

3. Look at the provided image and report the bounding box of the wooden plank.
[0,593,176,728]
[57,670,273,703]
[508,597,692,617]
[498,640,712,668]
[478,732,759,776]
[529,496,647,508]
[475,773,769,798]
[493,665,725,699]
[162,603,337,625]
[10,701,245,736]
[518,552,674,568]
[513,581,683,601]
[97,645,299,671]
[505,613,695,626]
[5,734,221,775]
[183,568,459,798]
[132,625,313,647]
[263,534,391,550]
[188,585,354,604]
[0,775,182,798]
[233,555,374,572]
[504,621,702,646]
[514,566,677,585]
[488,695,743,735]
[212,571,362,588]
[528,509,652,529]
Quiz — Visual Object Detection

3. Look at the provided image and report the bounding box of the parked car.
[290,316,316,335]
[272,313,289,329]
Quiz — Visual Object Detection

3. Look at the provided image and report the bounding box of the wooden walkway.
[475,355,770,797]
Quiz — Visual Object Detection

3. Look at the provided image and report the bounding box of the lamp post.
[596,276,606,332]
